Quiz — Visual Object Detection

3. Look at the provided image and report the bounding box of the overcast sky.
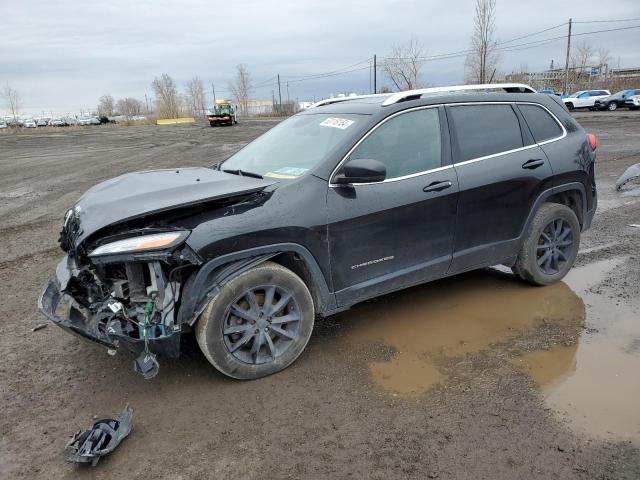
[1,0,639,116]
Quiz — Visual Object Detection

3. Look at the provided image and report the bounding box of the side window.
[518,104,563,143]
[448,104,524,162]
[349,108,441,179]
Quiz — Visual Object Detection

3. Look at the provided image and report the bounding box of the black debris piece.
[134,351,160,380]
[65,405,133,466]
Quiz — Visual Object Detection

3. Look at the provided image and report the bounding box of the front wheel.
[607,102,618,111]
[195,261,315,380]
[513,203,580,286]
[565,102,574,111]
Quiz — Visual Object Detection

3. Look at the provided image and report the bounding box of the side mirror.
[333,158,386,185]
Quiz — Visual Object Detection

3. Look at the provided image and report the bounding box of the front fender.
[177,243,336,326]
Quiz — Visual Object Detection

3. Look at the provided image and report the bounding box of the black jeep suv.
[39,84,597,380]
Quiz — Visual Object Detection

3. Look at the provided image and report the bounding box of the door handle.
[522,158,545,169]
[423,180,452,193]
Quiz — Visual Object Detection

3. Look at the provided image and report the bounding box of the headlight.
[89,231,189,257]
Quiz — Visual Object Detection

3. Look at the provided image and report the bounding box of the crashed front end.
[38,210,201,379]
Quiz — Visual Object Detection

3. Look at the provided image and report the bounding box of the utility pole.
[564,18,572,95]
[286,82,290,104]
[144,93,150,114]
[211,83,217,105]
[373,54,377,94]
[277,74,282,109]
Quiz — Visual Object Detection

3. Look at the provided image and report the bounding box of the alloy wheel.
[222,285,301,364]
[536,219,574,275]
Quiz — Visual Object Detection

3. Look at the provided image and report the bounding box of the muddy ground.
[1,112,639,479]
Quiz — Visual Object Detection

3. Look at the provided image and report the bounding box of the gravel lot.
[1,112,639,479]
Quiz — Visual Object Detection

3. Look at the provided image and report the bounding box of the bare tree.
[97,94,115,117]
[2,83,21,123]
[152,73,182,118]
[464,0,500,84]
[184,76,206,116]
[569,40,595,84]
[229,64,252,115]
[382,38,425,91]
[116,97,144,118]
[596,46,611,74]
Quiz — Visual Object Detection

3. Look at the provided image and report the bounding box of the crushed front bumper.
[38,255,180,357]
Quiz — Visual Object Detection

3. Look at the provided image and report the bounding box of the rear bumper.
[38,255,180,357]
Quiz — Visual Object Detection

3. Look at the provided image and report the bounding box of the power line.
[573,17,640,24]
[218,19,640,95]
[497,22,568,46]
[382,23,640,62]
[284,59,371,82]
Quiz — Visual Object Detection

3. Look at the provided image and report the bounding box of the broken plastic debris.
[616,163,640,191]
[65,405,133,466]
[134,351,159,379]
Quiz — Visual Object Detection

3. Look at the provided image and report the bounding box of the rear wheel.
[513,203,580,286]
[608,102,618,111]
[195,261,315,379]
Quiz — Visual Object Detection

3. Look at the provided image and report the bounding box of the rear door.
[446,102,553,272]
[327,106,458,306]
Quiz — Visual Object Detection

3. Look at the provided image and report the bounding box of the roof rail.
[308,93,391,109]
[381,83,536,106]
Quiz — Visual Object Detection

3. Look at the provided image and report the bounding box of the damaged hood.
[71,167,275,244]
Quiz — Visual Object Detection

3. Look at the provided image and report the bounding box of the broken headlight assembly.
[88,231,190,257]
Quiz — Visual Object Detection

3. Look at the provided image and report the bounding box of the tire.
[195,261,315,380]
[513,203,580,286]
[630,106,638,111]
[565,102,574,111]
[607,102,618,111]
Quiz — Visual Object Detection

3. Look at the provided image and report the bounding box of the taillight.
[587,133,597,151]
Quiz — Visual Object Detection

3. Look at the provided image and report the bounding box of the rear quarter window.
[518,104,563,143]
[448,104,524,162]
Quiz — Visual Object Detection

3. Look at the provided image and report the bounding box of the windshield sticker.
[320,117,355,130]
[265,167,309,179]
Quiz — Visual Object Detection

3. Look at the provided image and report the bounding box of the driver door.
[326,106,458,306]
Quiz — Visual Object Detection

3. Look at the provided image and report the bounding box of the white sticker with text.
[320,117,355,130]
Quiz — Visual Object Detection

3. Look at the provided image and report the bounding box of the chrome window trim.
[515,102,567,146]
[328,105,444,187]
[328,101,567,187]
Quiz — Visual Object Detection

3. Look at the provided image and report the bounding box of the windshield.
[569,92,583,98]
[215,104,232,114]
[220,113,362,179]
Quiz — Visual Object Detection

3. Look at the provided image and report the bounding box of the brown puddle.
[342,257,640,442]
[342,270,585,395]
[522,258,640,441]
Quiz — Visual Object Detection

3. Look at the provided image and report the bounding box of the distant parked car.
[562,90,610,110]
[49,118,66,127]
[626,95,640,110]
[36,118,49,127]
[0,121,7,129]
[594,89,640,111]
[23,119,37,128]
[539,88,560,96]
[78,117,100,126]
